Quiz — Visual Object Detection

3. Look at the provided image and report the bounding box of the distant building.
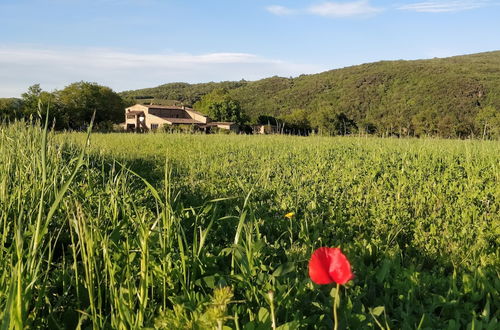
[124,104,237,133]
[252,124,279,134]
[202,122,239,132]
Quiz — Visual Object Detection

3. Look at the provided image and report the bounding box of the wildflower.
[284,212,295,219]
[308,247,353,285]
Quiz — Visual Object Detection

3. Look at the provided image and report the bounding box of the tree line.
[0,82,126,131]
[3,80,499,138]
[2,51,500,138]
[122,51,500,139]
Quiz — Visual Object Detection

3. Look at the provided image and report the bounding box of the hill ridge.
[121,51,500,137]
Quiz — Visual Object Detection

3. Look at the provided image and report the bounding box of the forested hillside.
[121,51,500,138]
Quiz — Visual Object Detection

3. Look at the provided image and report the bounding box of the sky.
[0,0,499,97]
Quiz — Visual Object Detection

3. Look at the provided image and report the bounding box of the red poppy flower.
[308,247,353,285]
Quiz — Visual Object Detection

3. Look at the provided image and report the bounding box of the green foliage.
[194,89,244,123]
[1,122,499,328]
[10,82,125,129]
[476,105,500,139]
[310,106,357,136]
[121,51,500,138]
[56,81,124,129]
[121,80,248,106]
[256,115,280,126]
[154,287,234,329]
[280,109,311,134]
[160,123,201,133]
[21,83,43,116]
[21,84,56,120]
[0,98,23,121]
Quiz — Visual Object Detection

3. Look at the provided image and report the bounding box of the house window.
[151,124,159,130]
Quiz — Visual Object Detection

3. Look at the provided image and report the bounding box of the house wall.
[125,115,137,127]
[186,109,210,123]
[216,123,238,131]
[144,114,170,129]
[125,105,148,130]
[125,104,212,130]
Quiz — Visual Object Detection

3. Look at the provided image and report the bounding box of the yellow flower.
[284,212,295,219]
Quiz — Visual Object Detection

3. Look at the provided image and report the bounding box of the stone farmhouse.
[124,104,238,132]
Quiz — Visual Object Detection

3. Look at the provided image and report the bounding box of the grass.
[0,123,499,329]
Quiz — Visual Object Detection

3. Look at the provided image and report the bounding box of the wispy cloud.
[0,46,323,97]
[398,1,491,13]
[267,1,493,17]
[308,1,382,17]
[265,5,296,16]
[266,1,382,18]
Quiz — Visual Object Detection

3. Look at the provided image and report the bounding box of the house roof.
[145,105,185,110]
[147,106,210,121]
[205,122,235,126]
[128,103,199,109]
[184,108,206,116]
[126,104,211,125]
[152,112,185,119]
[164,118,204,124]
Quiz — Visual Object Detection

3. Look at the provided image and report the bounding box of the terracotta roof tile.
[204,122,235,126]
[144,105,187,110]
[164,118,203,124]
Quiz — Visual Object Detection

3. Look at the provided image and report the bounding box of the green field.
[1,123,499,329]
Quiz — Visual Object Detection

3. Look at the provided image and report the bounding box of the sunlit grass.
[1,125,498,328]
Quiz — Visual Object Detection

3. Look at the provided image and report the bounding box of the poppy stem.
[268,290,276,330]
[333,283,340,330]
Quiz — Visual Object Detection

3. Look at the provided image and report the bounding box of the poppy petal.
[308,247,334,284]
[308,247,354,285]
[327,248,353,285]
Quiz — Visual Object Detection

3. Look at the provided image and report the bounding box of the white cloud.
[265,5,296,15]
[0,46,323,97]
[307,1,382,17]
[267,1,493,17]
[267,1,382,18]
[398,1,491,13]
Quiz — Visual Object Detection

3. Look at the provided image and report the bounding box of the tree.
[280,109,311,135]
[21,84,43,117]
[357,119,377,135]
[311,107,357,136]
[21,84,59,123]
[0,98,23,121]
[194,89,244,124]
[256,115,280,126]
[56,82,125,129]
[476,105,499,139]
[436,114,459,138]
[411,108,438,137]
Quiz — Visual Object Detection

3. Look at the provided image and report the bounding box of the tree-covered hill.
[121,51,500,138]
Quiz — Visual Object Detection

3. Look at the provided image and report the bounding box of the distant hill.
[121,51,499,137]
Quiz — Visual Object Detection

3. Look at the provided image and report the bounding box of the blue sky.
[0,0,499,97]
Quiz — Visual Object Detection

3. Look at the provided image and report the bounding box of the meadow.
[0,122,498,329]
